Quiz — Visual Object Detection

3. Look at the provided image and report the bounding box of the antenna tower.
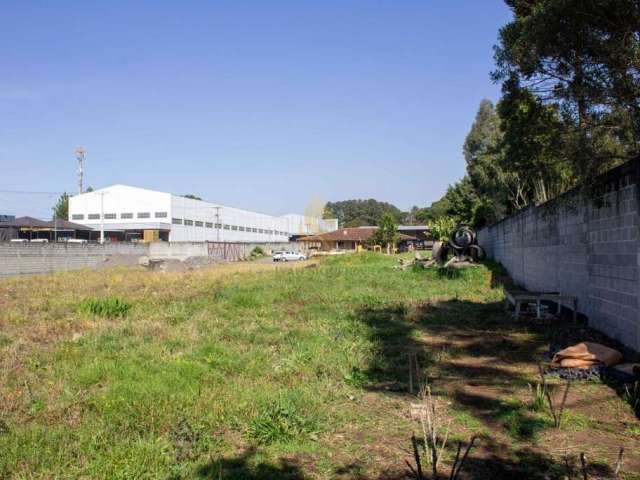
[75,146,86,194]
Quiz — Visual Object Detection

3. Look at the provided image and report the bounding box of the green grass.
[78,296,132,318]
[1,254,637,479]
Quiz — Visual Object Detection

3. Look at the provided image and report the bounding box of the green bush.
[428,217,457,242]
[249,246,266,260]
[78,297,131,318]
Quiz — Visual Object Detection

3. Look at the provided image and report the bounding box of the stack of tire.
[432,225,486,265]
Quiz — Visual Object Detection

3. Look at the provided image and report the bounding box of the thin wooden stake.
[580,452,588,480]
[537,364,556,425]
[411,434,423,480]
[614,446,624,478]
[448,442,462,480]
[556,380,572,428]
[405,460,418,479]
[451,436,478,480]
[409,355,414,395]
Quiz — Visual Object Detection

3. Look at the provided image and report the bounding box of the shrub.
[249,246,266,260]
[428,217,457,242]
[78,297,131,318]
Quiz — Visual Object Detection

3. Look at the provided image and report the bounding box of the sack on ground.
[551,342,623,369]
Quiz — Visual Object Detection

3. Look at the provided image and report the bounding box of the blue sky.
[1,1,512,218]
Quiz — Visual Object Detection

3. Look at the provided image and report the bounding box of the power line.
[0,190,66,195]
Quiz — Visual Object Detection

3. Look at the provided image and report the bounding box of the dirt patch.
[353,298,640,479]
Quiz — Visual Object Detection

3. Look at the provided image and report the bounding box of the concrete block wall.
[148,241,297,261]
[0,241,303,276]
[0,243,149,276]
[478,158,640,352]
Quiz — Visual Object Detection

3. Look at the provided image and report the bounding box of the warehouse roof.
[0,216,93,231]
[50,219,95,231]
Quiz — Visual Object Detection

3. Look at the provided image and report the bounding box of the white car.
[273,251,307,262]
[65,238,88,244]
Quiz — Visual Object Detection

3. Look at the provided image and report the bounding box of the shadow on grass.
[348,293,589,478]
[196,448,306,480]
[332,434,614,480]
[483,260,517,290]
[460,434,616,480]
[196,450,412,480]
[333,463,409,480]
[452,389,552,441]
[435,266,463,279]
[352,298,540,395]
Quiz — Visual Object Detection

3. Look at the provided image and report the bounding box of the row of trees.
[323,199,406,227]
[420,0,640,228]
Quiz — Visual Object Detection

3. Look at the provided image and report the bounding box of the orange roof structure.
[299,227,416,242]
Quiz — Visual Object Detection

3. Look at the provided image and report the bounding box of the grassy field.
[1,254,639,479]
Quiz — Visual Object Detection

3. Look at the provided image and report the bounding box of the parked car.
[30,239,49,243]
[273,251,306,262]
[10,238,28,243]
[65,238,88,244]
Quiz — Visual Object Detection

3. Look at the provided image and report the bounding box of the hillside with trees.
[323,199,405,227]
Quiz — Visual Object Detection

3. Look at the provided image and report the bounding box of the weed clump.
[623,381,639,415]
[528,383,546,412]
[78,297,131,318]
[344,366,370,387]
[246,397,318,445]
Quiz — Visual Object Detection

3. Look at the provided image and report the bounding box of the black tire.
[449,226,475,250]
[469,244,486,262]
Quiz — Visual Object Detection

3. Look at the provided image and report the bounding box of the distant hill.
[323,199,404,228]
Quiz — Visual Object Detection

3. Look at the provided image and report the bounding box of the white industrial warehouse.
[68,185,337,242]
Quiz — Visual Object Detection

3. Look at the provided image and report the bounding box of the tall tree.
[496,77,573,207]
[52,193,69,220]
[370,213,399,254]
[463,99,507,220]
[493,0,640,181]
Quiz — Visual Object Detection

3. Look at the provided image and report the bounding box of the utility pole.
[97,191,108,244]
[75,146,86,195]
[214,206,221,242]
